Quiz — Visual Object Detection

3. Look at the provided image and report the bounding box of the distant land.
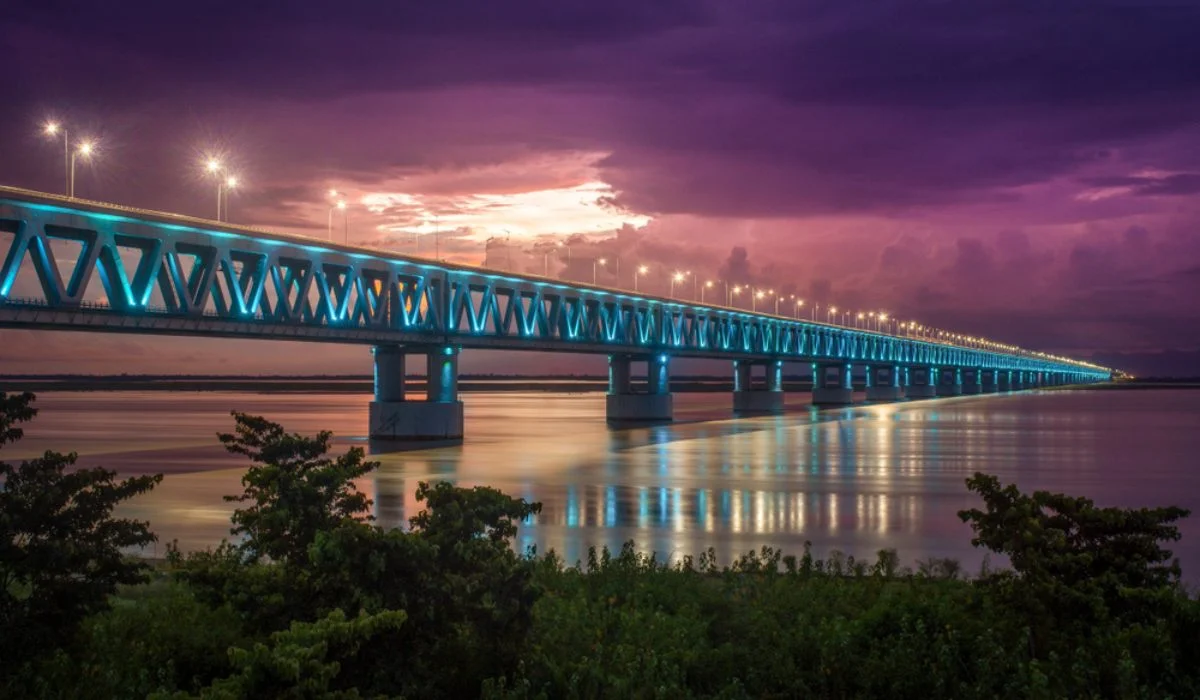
[0,375,1193,394]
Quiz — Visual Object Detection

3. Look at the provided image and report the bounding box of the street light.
[729,284,742,307]
[753,289,765,312]
[670,271,685,298]
[856,312,864,329]
[43,121,71,196]
[70,140,96,199]
[635,265,648,292]
[593,257,606,285]
[204,158,227,220]
[794,298,804,319]
[828,305,837,323]
[328,200,346,240]
[701,280,714,304]
[327,190,345,240]
[223,175,239,222]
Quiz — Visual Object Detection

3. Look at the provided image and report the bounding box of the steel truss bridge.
[0,186,1110,440]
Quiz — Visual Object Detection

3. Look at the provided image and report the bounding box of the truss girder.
[0,194,1109,380]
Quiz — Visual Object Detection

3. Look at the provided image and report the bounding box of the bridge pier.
[998,371,1013,391]
[369,345,464,442]
[905,366,937,398]
[981,369,998,393]
[606,354,673,422]
[733,359,786,414]
[937,367,963,396]
[865,364,904,401]
[812,362,854,405]
[962,368,982,395]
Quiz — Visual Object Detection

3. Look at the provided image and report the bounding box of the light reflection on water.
[10,389,1200,577]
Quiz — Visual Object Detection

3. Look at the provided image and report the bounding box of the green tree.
[160,608,407,700]
[959,472,1188,608]
[0,392,161,686]
[219,411,378,564]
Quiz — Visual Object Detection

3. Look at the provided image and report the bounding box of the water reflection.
[12,389,1200,576]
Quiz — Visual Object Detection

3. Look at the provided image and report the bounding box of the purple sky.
[3,1,1199,377]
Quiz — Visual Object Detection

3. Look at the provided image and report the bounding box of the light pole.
[223,176,239,222]
[702,280,714,304]
[69,141,95,199]
[827,306,837,323]
[43,122,71,196]
[794,298,804,319]
[328,200,346,240]
[753,289,764,312]
[772,293,781,315]
[670,271,684,298]
[635,265,648,292]
[730,285,742,307]
[593,257,605,285]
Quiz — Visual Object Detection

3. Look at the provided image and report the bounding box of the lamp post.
[328,200,346,240]
[593,257,605,285]
[43,122,71,196]
[223,175,239,222]
[702,280,714,304]
[753,289,764,312]
[827,306,837,323]
[670,271,684,298]
[69,141,95,200]
[794,298,804,319]
[635,265,648,292]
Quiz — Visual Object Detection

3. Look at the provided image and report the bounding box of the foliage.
[218,411,378,565]
[25,578,246,699]
[160,608,407,700]
[0,392,162,690]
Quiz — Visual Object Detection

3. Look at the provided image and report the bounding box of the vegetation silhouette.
[2,393,1198,698]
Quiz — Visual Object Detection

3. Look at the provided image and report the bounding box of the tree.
[219,412,378,564]
[161,608,407,700]
[958,472,1190,633]
[0,391,161,682]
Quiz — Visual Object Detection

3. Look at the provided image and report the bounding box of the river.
[7,388,1200,577]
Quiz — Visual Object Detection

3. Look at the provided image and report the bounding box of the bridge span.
[0,187,1110,441]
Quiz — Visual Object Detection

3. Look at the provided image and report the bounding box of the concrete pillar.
[733,359,786,414]
[998,370,1013,391]
[373,344,406,402]
[607,354,673,422]
[962,368,982,395]
[981,369,998,393]
[905,365,937,398]
[609,353,632,394]
[369,345,464,441]
[1013,371,1026,390]
[937,367,963,396]
[866,364,904,401]
[812,362,854,405]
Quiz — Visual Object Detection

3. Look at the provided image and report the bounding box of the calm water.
[8,389,1200,576]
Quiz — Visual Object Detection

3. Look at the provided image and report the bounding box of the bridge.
[0,186,1111,441]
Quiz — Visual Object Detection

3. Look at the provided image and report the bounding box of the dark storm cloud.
[4,1,1200,375]
[6,0,1200,218]
[1079,173,1200,197]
